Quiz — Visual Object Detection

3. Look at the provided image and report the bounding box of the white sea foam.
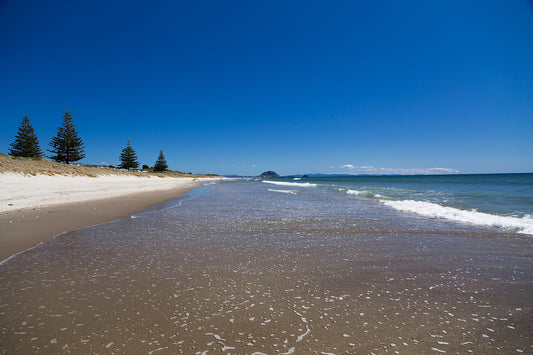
[263,180,317,187]
[341,189,374,197]
[268,189,298,195]
[382,200,533,235]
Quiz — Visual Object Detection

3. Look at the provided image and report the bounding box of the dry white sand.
[0,173,211,212]
[0,172,223,261]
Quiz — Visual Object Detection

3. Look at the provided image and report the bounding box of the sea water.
[264,173,533,235]
[1,177,532,353]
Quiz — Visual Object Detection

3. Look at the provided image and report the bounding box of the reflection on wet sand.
[1,181,532,353]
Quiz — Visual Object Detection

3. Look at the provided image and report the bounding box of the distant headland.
[257,171,281,178]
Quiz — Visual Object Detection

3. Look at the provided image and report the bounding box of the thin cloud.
[331,165,459,175]
[427,168,458,173]
[232,163,257,169]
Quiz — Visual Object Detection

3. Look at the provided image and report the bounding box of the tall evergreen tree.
[119,141,139,170]
[9,115,43,157]
[48,110,85,164]
[154,150,168,172]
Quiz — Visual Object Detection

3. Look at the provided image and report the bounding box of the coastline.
[2,178,531,353]
[0,176,214,262]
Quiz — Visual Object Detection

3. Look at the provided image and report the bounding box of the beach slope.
[0,155,219,261]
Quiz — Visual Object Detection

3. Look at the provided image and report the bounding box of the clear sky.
[1,0,532,176]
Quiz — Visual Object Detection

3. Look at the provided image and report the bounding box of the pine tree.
[119,141,139,170]
[154,150,168,172]
[48,110,85,164]
[9,115,43,158]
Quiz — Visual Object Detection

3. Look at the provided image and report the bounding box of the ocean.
[263,173,533,235]
[1,174,532,353]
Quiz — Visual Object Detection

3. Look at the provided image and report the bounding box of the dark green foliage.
[48,110,85,164]
[119,141,139,170]
[154,150,168,172]
[9,115,43,158]
[142,164,150,170]
[257,171,281,178]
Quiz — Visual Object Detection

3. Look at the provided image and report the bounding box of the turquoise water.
[2,178,532,353]
[262,173,533,234]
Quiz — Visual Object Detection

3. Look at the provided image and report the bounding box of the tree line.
[8,111,169,172]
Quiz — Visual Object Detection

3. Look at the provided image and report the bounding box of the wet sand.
[0,186,196,262]
[1,224,532,354]
[1,180,532,353]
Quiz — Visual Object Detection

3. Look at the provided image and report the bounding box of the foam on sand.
[382,199,533,235]
[0,173,213,212]
[263,180,317,187]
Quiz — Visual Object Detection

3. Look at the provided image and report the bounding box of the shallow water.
[1,180,532,353]
[264,173,533,235]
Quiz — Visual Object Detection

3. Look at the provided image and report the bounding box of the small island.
[257,170,281,178]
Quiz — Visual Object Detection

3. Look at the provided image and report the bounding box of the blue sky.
[1,0,532,176]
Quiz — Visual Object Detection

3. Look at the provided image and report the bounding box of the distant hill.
[257,170,281,178]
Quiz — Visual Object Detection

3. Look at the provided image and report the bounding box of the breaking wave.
[263,181,317,187]
[268,189,298,195]
[382,199,533,235]
[340,189,377,198]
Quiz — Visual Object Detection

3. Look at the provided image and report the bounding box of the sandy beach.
[0,172,216,262]
[1,178,531,353]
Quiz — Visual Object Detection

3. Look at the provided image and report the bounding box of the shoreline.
[0,181,204,262]
[1,178,531,353]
